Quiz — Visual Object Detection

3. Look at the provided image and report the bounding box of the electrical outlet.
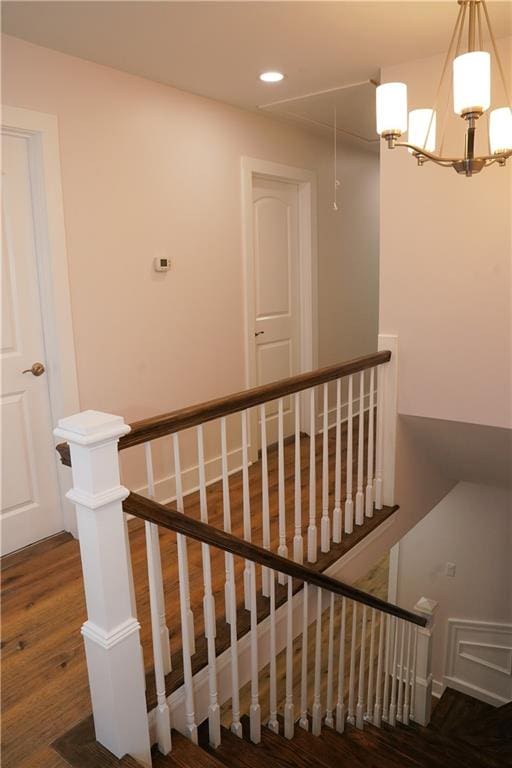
[445,562,456,577]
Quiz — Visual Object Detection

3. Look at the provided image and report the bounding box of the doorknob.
[254,331,265,337]
[22,362,46,377]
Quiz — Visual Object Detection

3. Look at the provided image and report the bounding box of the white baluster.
[249,561,261,743]
[293,393,303,564]
[373,612,385,727]
[277,398,288,584]
[299,583,309,731]
[241,410,252,610]
[355,371,365,526]
[325,592,335,728]
[321,383,331,553]
[332,378,342,543]
[221,418,233,621]
[307,389,317,562]
[396,619,406,722]
[284,576,294,739]
[366,607,376,722]
[260,405,271,596]
[374,365,384,510]
[144,442,172,675]
[347,601,357,724]
[145,521,172,754]
[268,569,279,734]
[344,375,354,534]
[388,617,399,726]
[197,426,220,747]
[356,604,367,729]
[403,623,412,725]
[409,626,418,724]
[228,553,242,738]
[177,532,198,743]
[335,597,347,734]
[365,368,375,518]
[172,433,195,655]
[312,586,323,736]
[382,614,391,723]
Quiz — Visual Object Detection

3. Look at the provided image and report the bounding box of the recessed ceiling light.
[259,71,285,83]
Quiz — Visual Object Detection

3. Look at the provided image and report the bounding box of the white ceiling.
[3,1,512,141]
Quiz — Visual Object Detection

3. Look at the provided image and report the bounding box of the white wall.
[394,482,512,703]
[379,38,512,430]
[2,34,379,495]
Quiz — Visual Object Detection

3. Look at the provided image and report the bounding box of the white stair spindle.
[355,371,365,526]
[347,601,357,725]
[312,586,323,736]
[284,576,295,739]
[355,604,367,729]
[335,597,347,734]
[396,618,406,722]
[409,626,418,723]
[403,623,412,725]
[307,389,317,562]
[172,433,195,655]
[373,612,385,727]
[374,364,384,510]
[228,553,242,738]
[144,521,172,755]
[177,532,198,743]
[197,426,220,747]
[259,405,271,596]
[382,614,391,723]
[277,398,288,584]
[249,561,261,743]
[321,383,331,553]
[144,442,172,675]
[366,607,376,721]
[389,617,399,726]
[365,368,375,518]
[344,376,354,534]
[325,592,335,728]
[293,393,303,564]
[221,417,233,621]
[268,569,279,734]
[299,583,309,731]
[332,378,342,543]
[241,410,252,610]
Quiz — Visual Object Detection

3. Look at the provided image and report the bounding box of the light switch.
[445,562,456,577]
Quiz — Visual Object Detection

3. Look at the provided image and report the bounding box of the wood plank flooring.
[1,416,390,767]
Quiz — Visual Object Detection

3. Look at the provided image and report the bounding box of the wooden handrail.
[123,491,426,627]
[56,350,391,466]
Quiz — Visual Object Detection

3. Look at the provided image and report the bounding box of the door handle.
[22,362,46,377]
[254,331,265,337]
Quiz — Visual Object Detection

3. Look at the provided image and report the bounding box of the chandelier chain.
[480,0,512,117]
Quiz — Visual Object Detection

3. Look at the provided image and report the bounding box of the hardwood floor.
[1,418,389,767]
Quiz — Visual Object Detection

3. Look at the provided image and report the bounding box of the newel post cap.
[414,596,439,627]
[54,410,131,445]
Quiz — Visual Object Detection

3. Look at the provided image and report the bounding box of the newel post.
[413,597,439,727]
[54,410,152,767]
[376,334,398,508]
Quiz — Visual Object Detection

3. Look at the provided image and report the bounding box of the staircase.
[52,348,511,767]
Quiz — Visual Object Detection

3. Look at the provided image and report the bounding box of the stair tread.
[238,715,332,768]
[430,687,494,734]
[151,731,227,768]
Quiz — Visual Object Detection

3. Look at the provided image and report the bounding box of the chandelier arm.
[394,142,511,165]
[480,0,512,114]
[423,0,467,151]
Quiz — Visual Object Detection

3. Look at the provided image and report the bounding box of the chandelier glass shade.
[376,0,512,176]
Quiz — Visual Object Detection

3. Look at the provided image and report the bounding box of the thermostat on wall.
[153,257,171,272]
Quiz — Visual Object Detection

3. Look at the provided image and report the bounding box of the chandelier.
[376,0,512,176]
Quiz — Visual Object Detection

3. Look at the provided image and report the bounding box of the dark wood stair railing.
[123,491,426,627]
[56,350,391,467]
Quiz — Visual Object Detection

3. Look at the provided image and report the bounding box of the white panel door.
[1,132,62,555]
[251,177,300,442]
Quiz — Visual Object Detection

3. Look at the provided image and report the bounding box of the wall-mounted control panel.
[154,257,171,272]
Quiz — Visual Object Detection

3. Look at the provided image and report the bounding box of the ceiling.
[3,2,512,142]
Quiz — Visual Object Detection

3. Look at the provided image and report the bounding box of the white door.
[250,176,301,444]
[1,131,62,555]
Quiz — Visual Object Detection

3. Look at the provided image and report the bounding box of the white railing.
[53,338,439,766]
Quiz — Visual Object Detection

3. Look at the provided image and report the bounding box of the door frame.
[241,157,318,450]
[2,105,80,538]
